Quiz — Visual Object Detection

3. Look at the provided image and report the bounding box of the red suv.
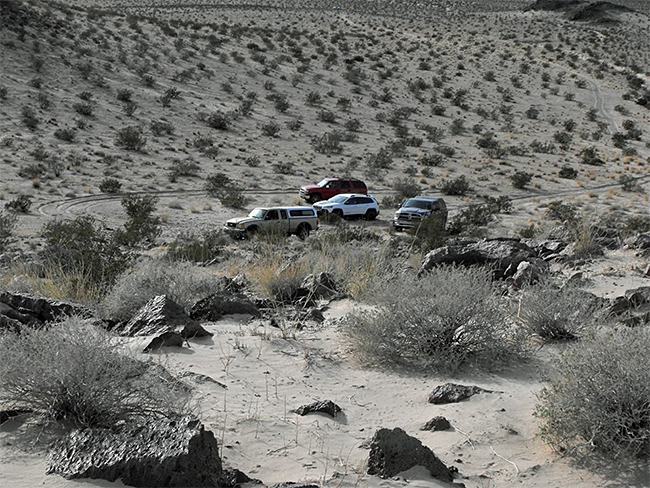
[299,177,367,203]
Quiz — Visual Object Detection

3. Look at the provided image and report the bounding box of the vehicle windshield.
[248,208,267,219]
[328,195,348,204]
[317,179,332,188]
[403,199,432,210]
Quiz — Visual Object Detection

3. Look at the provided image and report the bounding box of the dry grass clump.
[536,328,650,458]
[100,260,220,321]
[516,281,605,340]
[344,266,528,372]
[0,317,191,428]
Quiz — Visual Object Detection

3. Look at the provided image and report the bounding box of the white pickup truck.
[224,206,318,240]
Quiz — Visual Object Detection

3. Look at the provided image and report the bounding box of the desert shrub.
[344,266,526,372]
[168,158,200,182]
[482,195,513,214]
[286,118,303,131]
[261,121,281,137]
[72,101,94,117]
[0,317,190,428]
[409,216,447,252]
[536,328,650,457]
[580,146,604,166]
[558,165,578,179]
[166,230,229,263]
[619,174,641,192]
[317,109,336,123]
[0,211,18,252]
[160,86,181,107]
[545,201,578,223]
[99,178,122,193]
[115,126,147,151]
[510,171,532,189]
[344,118,362,132]
[205,111,230,130]
[5,195,32,213]
[517,282,604,340]
[115,195,161,246]
[101,260,220,321]
[439,175,472,195]
[41,216,131,289]
[447,204,495,236]
[116,88,133,102]
[205,173,248,208]
[419,153,444,167]
[392,177,419,199]
[150,119,175,136]
[365,147,393,169]
[54,128,76,142]
[21,106,39,129]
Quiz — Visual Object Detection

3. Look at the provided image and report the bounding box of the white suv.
[313,193,379,220]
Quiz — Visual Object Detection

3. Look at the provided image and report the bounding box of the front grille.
[397,213,422,222]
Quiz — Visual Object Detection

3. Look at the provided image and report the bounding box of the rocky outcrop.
[190,293,260,321]
[421,417,451,432]
[607,287,650,326]
[116,296,212,339]
[419,238,537,279]
[47,418,223,487]
[143,331,185,353]
[300,272,338,299]
[294,400,342,418]
[0,291,91,329]
[366,427,453,481]
[428,383,496,405]
[511,259,549,287]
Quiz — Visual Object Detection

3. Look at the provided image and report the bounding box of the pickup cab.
[393,196,447,231]
[299,177,367,203]
[224,206,318,240]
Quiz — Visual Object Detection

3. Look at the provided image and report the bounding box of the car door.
[262,209,279,230]
[279,209,290,233]
[323,180,340,198]
[344,197,360,216]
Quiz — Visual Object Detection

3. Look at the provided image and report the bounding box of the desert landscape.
[1,0,650,486]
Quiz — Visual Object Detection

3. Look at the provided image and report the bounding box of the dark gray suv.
[393,196,447,231]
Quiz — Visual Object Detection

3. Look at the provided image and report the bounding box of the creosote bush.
[345,266,527,372]
[115,195,161,246]
[536,328,650,458]
[0,317,190,428]
[205,172,248,208]
[167,229,229,263]
[0,210,18,252]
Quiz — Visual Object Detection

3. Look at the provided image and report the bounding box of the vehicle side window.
[265,210,279,220]
[359,197,373,204]
[345,197,358,205]
[352,180,365,189]
[279,210,288,219]
[326,181,339,189]
[341,181,351,189]
[289,209,315,217]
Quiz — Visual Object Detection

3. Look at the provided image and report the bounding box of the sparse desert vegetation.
[1,0,650,486]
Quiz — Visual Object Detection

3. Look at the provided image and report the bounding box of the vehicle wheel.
[395,226,403,232]
[365,209,377,221]
[245,226,258,239]
[297,224,310,240]
[309,194,322,204]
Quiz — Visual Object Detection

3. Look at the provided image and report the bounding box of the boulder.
[118,296,201,337]
[428,383,495,405]
[190,293,260,322]
[0,291,90,323]
[300,272,338,299]
[47,417,223,487]
[522,238,568,260]
[0,313,23,334]
[294,400,342,418]
[143,331,185,353]
[421,416,451,432]
[510,259,549,287]
[607,287,650,326]
[0,408,32,425]
[419,238,537,280]
[624,233,650,253]
[366,427,453,481]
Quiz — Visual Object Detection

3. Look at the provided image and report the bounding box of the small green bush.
[392,177,419,199]
[5,195,32,213]
[115,126,147,151]
[439,175,472,196]
[0,317,190,428]
[99,178,122,194]
[115,195,161,246]
[0,210,18,252]
[510,171,532,189]
[345,266,527,372]
[167,230,229,263]
[536,328,650,457]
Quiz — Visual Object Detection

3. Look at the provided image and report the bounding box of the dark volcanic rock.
[0,313,23,333]
[428,383,495,405]
[0,408,32,424]
[300,272,338,299]
[143,331,185,353]
[421,416,451,432]
[366,427,453,481]
[118,296,200,337]
[295,400,342,418]
[419,238,536,280]
[47,417,223,487]
[190,293,260,322]
[607,287,650,326]
[0,291,90,323]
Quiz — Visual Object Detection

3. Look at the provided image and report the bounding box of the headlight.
[237,223,246,229]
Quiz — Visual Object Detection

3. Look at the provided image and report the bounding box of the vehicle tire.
[395,226,403,232]
[296,224,310,240]
[245,226,258,239]
[309,194,322,204]
[333,209,344,220]
[365,209,377,221]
